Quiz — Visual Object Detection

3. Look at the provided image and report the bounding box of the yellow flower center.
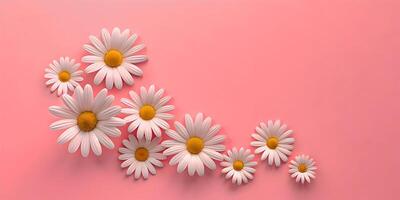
[298,163,308,173]
[139,105,156,120]
[58,71,71,82]
[266,136,279,149]
[232,160,244,171]
[104,49,123,67]
[135,147,149,161]
[77,111,98,132]
[186,137,204,154]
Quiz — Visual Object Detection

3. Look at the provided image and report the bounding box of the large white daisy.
[162,113,226,176]
[221,147,257,185]
[119,135,166,180]
[44,57,83,96]
[48,84,126,157]
[250,120,295,167]
[289,154,317,184]
[121,85,174,140]
[82,27,147,90]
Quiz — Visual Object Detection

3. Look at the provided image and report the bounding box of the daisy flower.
[289,154,317,184]
[221,147,257,185]
[44,57,83,96]
[250,120,295,167]
[119,135,166,180]
[82,27,148,90]
[121,85,174,140]
[162,113,226,176]
[48,84,125,157]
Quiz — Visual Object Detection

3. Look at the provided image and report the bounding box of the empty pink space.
[0,0,399,199]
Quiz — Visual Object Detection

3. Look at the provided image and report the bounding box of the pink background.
[1,0,399,199]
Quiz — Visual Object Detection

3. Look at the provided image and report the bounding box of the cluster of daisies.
[45,27,316,185]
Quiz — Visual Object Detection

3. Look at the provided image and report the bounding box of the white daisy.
[162,113,226,176]
[48,84,126,157]
[82,27,148,90]
[44,57,83,96]
[121,85,174,141]
[250,120,295,167]
[221,147,257,185]
[289,154,317,184]
[119,135,166,180]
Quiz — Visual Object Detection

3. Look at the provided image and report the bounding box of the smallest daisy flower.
[221,147,257,185]
[119,135,166,180]
[289,154,317,184]
[44,57,83,96]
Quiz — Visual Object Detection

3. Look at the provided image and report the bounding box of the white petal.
[110,27,122,49]
[90,132,102,156]
[50,119,76,130]
[94,129,114,149]
[97,125,121,137]
[145,161,156,175]
[82,55,103,63]
[177,153,191,173]
[92,88,108,113]
[199,152,216,170]
[165,129,186,143]
[82,84,94,111]
[205,135,225,145]
[85,62,105,73]
[126,160,137,175]
[184,114,194,135]
[113,69,123,89]
[141,164,149,179]
[121,33,138,53]
[153,118,169,130]
[123,63,143,76]
[99,117,125,127]
[48,106,76,119]
[98,106,121,120]
[134,162,142,179]
[125,55,148,63]
[203,148,223,161]
[174,121,189,139]
[80,133,90,157]
[117,66,134,85]
[101,28,111,50]
[124,44,145,56]
[57,126,79,144]
[163,145,185,156]
[157,105,175,113]
[83,44,103,57]
[105,69,114,89]
[121,158,134,168]
[61,94,79,113]
[89,35,106,53]
[205,125,221,140]
[68,133,82,153]
[127,119,141,132]
[94,67,108,85]
[168,151,185,165]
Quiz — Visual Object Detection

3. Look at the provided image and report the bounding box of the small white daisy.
[121,85,174,141]
[250,120,295,167]
[119,135,166,180]
[162,113,226,176]
[44,57,83,96]
[289,154,317,184]
[221,147,257,185]
[48,84,126,157]
[82,27,147,90]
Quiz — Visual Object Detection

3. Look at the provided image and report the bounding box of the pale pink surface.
[0,0,399,199]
